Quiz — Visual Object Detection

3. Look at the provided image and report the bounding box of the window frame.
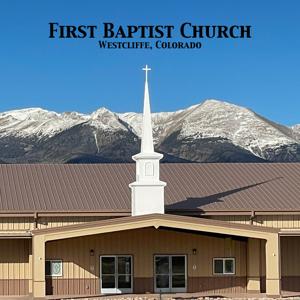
[45,259,63,277]
[212,257,235,275]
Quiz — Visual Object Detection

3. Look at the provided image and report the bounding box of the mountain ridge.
[0,99,299,163]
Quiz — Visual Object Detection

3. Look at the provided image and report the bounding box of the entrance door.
[100,255,132,294]
[154,255,187,293]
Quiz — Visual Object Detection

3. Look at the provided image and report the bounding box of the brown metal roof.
[0,163,299,214]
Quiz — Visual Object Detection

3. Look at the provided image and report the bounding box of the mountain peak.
[91,107,114,118]
[201,99,249,111]
[202,99,224,105]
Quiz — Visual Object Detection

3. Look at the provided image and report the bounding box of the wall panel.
[0,239,30,296]
[281,236,300,292]
[211,215,300,229]
[45,227,247,295]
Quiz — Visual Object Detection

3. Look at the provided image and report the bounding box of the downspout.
[250,210,256,225]
[34,212,38,229]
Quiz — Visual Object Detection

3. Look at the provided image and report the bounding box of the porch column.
[247,238,261,292]
[265,234,281,297]
[32,235,46,299]
[28,244,33,295]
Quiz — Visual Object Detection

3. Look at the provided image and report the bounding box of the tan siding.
[0,216,113,232]
[2,214,300,233]
[281,236,300,276]
[260,240,266,278]
[0,239,30,280]
[0,239,30,295]
[281,236,300,292]
[38,216,111,229]
[0,217,33,231]
[253,215,300,228]
[211,215,300,229]
[209,215,250,225]
[45,227,247,295]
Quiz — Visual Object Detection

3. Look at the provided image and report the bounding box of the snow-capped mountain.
[0,108,88,138]
[0,100,299,163]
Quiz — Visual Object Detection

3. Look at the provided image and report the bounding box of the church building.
[0,66,300,299]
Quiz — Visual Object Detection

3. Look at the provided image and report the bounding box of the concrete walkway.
[45,291,300,300]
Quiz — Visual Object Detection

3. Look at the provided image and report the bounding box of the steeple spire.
[129,65,166,216]
[141,65,154,153]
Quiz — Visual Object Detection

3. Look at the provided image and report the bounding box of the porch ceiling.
[32,213,279,242]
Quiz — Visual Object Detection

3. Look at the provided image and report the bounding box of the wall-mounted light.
[90,249,95,256]
[192,248,197,255]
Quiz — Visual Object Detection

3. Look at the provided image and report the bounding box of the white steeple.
[141,65,154,153]
[129,65,166,216]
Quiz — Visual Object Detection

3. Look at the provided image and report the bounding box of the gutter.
[0,211,131,217]
[0,209,300,220]
[0,209,300,217]
[168,210,300,216]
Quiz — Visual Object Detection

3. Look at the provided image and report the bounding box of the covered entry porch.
[31,214,281,299]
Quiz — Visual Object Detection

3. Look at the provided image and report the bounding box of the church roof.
[0,163,299,215]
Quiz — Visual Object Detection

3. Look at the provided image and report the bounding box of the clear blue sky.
[0,0,299,125]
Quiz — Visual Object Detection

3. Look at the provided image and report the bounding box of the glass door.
[100,256,132,294]
[155,255,170,292]
[171,256,186,292]
[117,256,132,292]
[154,255,186,293]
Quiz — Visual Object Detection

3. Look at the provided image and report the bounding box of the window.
[145,162,154,176]
[213,258,235,275]
[45,260,63,277]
